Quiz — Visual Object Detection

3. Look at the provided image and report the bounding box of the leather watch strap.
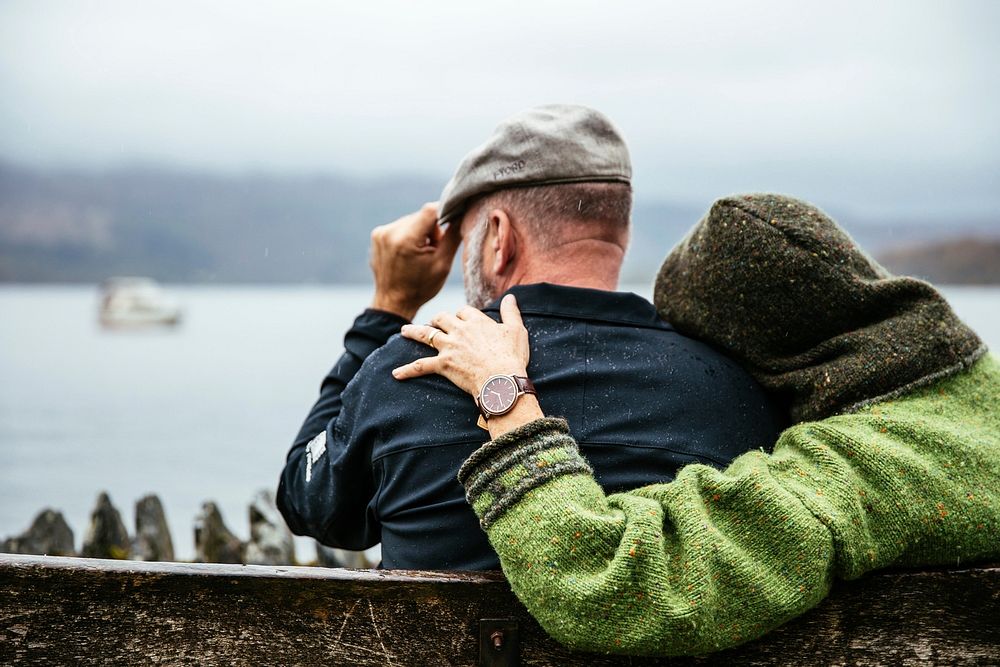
[513,375,536,395]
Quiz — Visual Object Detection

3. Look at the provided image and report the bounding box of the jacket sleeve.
[277,308,408,550]
[457,362,1000,657]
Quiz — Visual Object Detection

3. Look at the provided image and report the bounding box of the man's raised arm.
[276,203,460,548]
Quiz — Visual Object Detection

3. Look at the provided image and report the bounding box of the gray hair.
[463,214,495,309]
[471,181,632,251]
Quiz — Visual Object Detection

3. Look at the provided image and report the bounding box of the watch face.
[479,375,518,415]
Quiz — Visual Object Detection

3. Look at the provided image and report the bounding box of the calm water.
[2,284,999,560]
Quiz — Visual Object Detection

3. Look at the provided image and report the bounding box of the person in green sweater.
[392,193,999,656]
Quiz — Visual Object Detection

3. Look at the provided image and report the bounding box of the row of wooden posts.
[0,489,374,568]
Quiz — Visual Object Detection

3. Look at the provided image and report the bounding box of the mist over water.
[1,284,998,561]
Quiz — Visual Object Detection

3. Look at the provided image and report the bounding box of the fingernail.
[391,368,401,378]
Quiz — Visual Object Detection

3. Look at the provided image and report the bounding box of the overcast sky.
[1,1,998,217]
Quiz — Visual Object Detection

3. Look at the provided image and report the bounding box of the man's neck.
[499,239,625,293]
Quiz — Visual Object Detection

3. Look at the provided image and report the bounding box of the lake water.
[2,284,999,561]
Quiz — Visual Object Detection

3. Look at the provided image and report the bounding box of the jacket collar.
[482,283,672,331]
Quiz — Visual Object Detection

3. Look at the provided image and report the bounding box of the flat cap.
[437,104,631,226]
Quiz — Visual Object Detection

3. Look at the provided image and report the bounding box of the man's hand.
[369,203,460,321]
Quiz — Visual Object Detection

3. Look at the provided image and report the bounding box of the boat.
[99,277,182,328]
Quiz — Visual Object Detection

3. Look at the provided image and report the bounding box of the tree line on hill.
[1,162,997,285]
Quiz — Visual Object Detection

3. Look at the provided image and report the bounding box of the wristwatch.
[475,374,536,429]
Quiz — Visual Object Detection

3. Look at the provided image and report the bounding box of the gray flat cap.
[437,104,631,226]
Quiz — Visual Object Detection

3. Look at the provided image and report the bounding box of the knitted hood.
[654,193,987,422]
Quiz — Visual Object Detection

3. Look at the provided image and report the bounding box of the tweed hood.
[654,193,987,422]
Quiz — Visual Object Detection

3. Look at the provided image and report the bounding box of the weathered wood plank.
[1,554,997,665]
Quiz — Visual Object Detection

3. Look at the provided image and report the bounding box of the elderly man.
[277,105,783,569]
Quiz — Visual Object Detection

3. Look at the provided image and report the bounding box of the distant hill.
[877,238,1000,285]
[1,163,997,284]
[0,163,441,283]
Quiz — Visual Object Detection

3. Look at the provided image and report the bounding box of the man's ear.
[489,208,516,276]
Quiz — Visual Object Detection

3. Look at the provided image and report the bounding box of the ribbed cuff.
[458,418,593,529]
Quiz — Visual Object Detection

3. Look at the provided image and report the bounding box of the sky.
[1,0,999,218]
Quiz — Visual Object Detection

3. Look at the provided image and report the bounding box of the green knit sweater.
[458,192,996,657]
[458,355,1000,656]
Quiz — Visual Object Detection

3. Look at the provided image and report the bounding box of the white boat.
[99,277,182,328]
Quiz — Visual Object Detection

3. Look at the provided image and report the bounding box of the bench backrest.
[1,554,997,665]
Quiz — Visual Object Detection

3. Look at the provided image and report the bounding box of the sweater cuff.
[458,418,593,529]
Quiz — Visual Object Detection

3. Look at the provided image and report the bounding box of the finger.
[456,305,492,321]
[499,294,524,328]
[429,311,461,333]
[400,324,449,348]
[392,355,443,380]
[409,202,440,236]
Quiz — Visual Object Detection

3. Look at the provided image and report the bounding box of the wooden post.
[1,554,997,665]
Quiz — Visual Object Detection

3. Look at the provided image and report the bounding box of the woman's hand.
[392,294,529,396]
[394,294,544,438]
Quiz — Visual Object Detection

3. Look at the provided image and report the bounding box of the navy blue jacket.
[277,283,784,570]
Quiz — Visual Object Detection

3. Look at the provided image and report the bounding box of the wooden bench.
[1,554,997,665]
